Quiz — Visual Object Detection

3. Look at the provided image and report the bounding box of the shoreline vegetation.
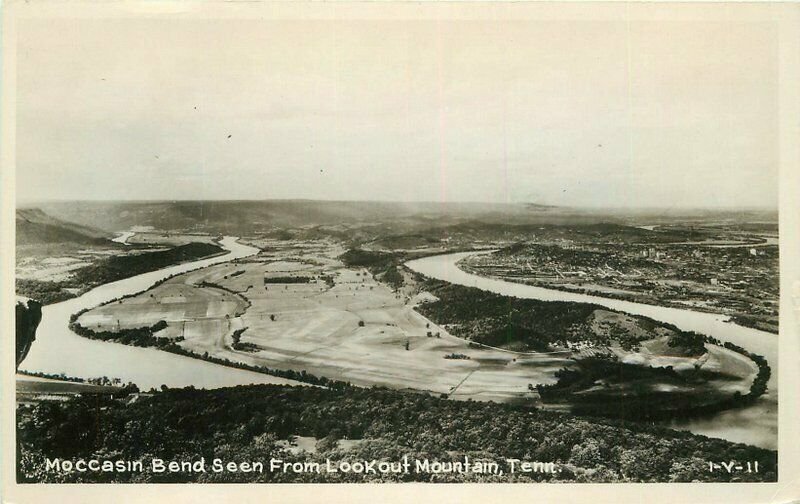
[16,369,123,386]
[16,242,227,305]
[65,258,353,390]
[458,258,778,335]
[536,341,770,421]
[415,278,704,354]
[64,256,769,426]
[13,207,780,484]
[68,310,352,391]
[16,383,777,483]
[339,248,411,289]
[338,247,490,290]
[413,278,769,422]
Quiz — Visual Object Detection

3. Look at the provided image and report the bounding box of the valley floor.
[75,238,755,405]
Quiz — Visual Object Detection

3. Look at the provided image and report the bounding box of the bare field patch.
[78,247,579,403]
[77,277,248,333]
[16,256,92,282]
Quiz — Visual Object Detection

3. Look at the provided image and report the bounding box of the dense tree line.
[417,279,771,421]
[70,319,174,347]
[538,358,725,421]
[264,276,313,284]
[728,314,778,334]
[72,243,224,286]
[417,281,638,351]
[667,330,707,355]
[340,249,406,289]
[381,265,404,289]
[417,280,718,356]
[16,243,225,305]
[230,327,259,352]
[717,342,770,399]
[17,384,776,483]
[68,317,351,390]
[15,279,77,305]
[16,297,42,368]
[536,340,770,422]
[17,370,87,384]
[689,335,770,400]
[339,249,397,269]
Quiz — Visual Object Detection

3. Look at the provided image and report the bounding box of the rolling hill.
[31,200,568,234]
[16,208,112,246]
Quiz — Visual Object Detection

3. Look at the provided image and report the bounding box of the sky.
[15,12,779,208]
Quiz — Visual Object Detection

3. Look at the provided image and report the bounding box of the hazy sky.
[16,13,778,208]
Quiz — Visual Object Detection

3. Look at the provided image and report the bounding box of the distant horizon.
[16,197,779,213]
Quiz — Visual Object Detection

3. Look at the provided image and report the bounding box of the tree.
[569,440,603,467]
[315,433,340,453]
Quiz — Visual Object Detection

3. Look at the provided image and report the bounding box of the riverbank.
[18,237,307,390]
[460,264,778,335]
[406,251,778,449]
[65,245,575,403]
[16,241,228,305]
[414,276,765,423]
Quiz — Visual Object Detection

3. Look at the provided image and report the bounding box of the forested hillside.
[17,384,776,483]
[415,280,691,352]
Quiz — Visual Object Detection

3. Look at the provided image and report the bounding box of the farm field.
[78,256,571,401]
[75,240,753,404]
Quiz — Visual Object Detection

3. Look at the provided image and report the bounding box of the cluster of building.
[463,239,778,328]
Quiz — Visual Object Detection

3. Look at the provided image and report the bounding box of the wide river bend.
[406,251,778,449]
[20,237,301,390]
[18,242,777,448]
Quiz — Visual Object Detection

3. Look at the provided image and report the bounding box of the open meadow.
[76,239,754,405]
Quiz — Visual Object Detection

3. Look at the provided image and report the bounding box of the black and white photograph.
[2,1,799,502]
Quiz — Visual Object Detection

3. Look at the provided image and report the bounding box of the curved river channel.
[20,237,301,390]
[406,251,778,449]
[19,242,777,449]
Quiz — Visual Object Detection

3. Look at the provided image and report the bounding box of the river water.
[111,231,135,245]
[406,251,778,449]
[18,241,778,448]
[19,237,301,390]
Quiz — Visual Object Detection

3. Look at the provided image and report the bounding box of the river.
[18,241,778,447]
[406,251,778,449]
[19,237,301,390]
[111,231,135,245]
